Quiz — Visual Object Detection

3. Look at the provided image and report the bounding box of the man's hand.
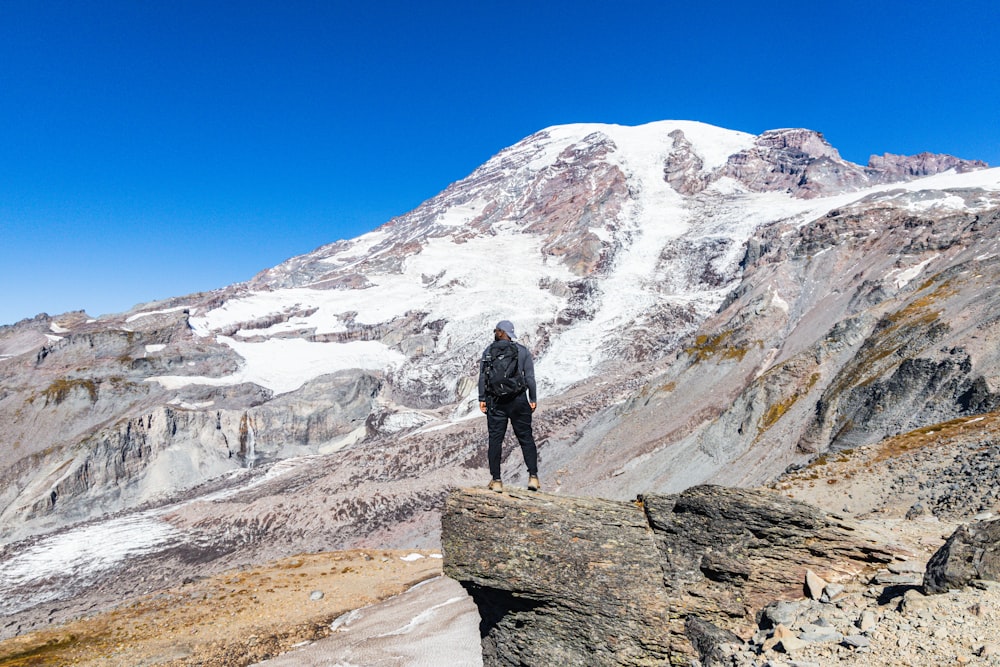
[479,401,487,414]
[529,402,537,412]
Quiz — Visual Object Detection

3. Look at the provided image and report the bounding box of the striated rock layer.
[442,485,893,665]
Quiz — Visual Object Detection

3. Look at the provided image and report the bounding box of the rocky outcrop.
[718,129,987,198]
[663,129,711,195]
[0,369,383,542]
[868,152,988,179]
[722,129,864,198]
[442,485,893,665]
[924,518,1000,594]
[444,489,672,666]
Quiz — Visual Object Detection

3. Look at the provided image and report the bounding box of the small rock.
[976,643,1000,657]
[799,628,843,644]
[684,615,744,666]
[873,571,922,586]
[309,590,324,601]
[763,624,795,652]
[857,610,877,632]
[773,624,796,640]
[776,636,810,654]
[820,583,845,603]
[899,588,930,614]
[888,560,926,575]
[761,600,802,628]
[842,635,871,649]
[805,570,828,601]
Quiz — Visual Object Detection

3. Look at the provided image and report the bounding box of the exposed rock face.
[717,129,987,198]
[663,129,710,195]
[868,151,989,179]
[442,485,892,665]
[722,129,869,198]
[0,303,385,542]
[924,518,1000,594]
[443,489,671,666]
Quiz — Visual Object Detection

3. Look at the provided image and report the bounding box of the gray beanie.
[495,320,516,339]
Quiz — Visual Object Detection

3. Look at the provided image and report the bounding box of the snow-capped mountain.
[1,120,999,636]
[142,121,992,404]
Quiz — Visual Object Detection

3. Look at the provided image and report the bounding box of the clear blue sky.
[2,1,997,326]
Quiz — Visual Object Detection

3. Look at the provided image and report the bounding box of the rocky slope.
[1,120,998,661]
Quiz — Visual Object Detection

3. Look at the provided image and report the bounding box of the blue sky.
[1,1,997,326]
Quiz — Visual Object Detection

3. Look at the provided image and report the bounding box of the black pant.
[487,392,538,480]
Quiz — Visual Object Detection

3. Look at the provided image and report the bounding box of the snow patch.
[905,193,970,212]
[890,255,939,289]
[400,553,425,562]
[376,596,467,637]
[148,337,405,395]
[435,197,489,226]
[0,514,180,614]
[379,411,435,433]
[126,305,190,323]
[771,289,790,313]
[171,399,215,410]
[330,608,364,631]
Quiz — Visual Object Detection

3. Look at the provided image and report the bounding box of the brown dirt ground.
[0,549,443,667]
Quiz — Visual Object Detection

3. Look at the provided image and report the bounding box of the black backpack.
[483,340,526,398]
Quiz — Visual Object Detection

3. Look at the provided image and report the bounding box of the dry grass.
[0,549,442,667]
[871,411,1000,464]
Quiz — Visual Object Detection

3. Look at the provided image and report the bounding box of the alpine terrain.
[2,120,1000,665]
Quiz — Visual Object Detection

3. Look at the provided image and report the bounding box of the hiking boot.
[527,475,541,492]
[488,479,503,493]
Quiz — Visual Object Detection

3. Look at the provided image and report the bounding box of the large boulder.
[442,488,672,666]
[442,485,893,665]
[924,518,1000,593]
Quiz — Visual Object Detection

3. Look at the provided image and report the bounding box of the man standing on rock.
[478,320,540,493]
